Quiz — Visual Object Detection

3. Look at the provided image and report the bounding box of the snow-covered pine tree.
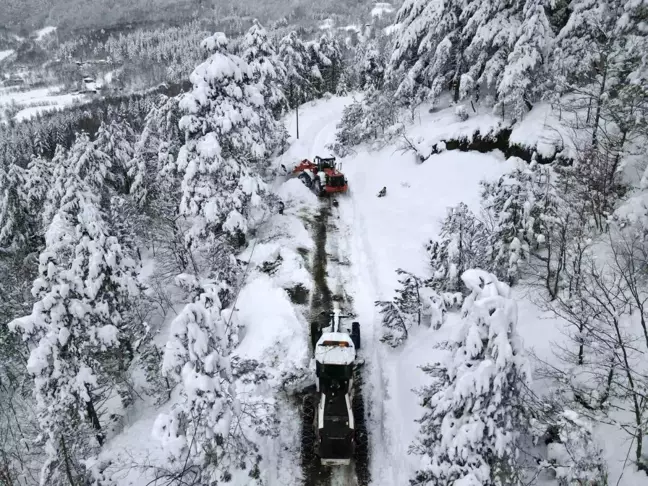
[376,269,426,347]
[240,20,289,159]
[481,163,539,283]
[427,202,489,292]
[317,33,343,94]
[459,0,523,104]
[279,31,312,110]
[10,168,142,486]
[178,32,268,252]
[412,269,530,485]
[389,0,467,104]
[130,94,182,211]
[241,20,289,118]
[25,154,54,218]
[376,269,450,347]
[358,37,386,91]
[305,39,328,98]
[42,145,71,231]
[94,118,136,195]
[156,277,262,484]
[0,163,32,253]
[497,0,553,119]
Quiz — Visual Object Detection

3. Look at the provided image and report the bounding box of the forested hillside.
[1,0,647,485]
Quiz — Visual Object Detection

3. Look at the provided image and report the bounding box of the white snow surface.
[34,26,57,41]
[96,95,644,485]
[0,85,86,121]
[371,2,395,17]
[0,50,14,62]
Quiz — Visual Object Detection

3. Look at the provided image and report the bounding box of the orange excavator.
[284,156,348,196]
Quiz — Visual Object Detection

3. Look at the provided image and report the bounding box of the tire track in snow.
[336,174,394,485]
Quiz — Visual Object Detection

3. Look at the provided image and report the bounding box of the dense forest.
[1,0,648,485]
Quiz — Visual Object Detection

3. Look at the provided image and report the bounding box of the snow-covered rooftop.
[372,2,395,17]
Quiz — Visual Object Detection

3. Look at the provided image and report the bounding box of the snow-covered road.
[279,96,514,484]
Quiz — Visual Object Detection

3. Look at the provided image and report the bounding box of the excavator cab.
[314,156,336,171]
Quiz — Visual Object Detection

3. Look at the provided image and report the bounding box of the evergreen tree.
[94,118,137,195]
[376,269,426,347]
[497,0,553,119]
[412,269,530,485]
[178,32,269,252]
[25,154,55,218]
[10,170,141,485]
[460,0,523,103]
[358,37,386,91]
[156,277,262,484]
[240,20,289,160]
[241,19,288,117]
[427,202,490,293]
[130,94,182,211]
[317,33,343,94]
[306,39,327,98]
[0,163,32,252]
[481,164,538,283]
[389,0,469,104]
[279,31,311,109]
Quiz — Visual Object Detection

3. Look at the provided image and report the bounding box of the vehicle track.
[299,196,370,486]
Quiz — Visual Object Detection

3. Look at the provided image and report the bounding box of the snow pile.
[399,102,509,161]
[277,177,318,207]
[233,275,309,370]
[510,103,572,158]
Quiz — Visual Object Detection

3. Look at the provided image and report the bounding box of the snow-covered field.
[0,49,14,62]
[0,85,87,121]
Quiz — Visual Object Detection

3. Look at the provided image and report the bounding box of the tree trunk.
[591,52,609,150]
[85,388,104,446]
[60,436,76,486]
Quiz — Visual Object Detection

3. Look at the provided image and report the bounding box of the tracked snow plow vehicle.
[313,306,361,466]
[284,156,348,196]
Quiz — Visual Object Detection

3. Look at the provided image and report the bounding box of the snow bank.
[234,275,309,370]
[510,103,569,158]
[277,177,318,207]
[400,103,508,160]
